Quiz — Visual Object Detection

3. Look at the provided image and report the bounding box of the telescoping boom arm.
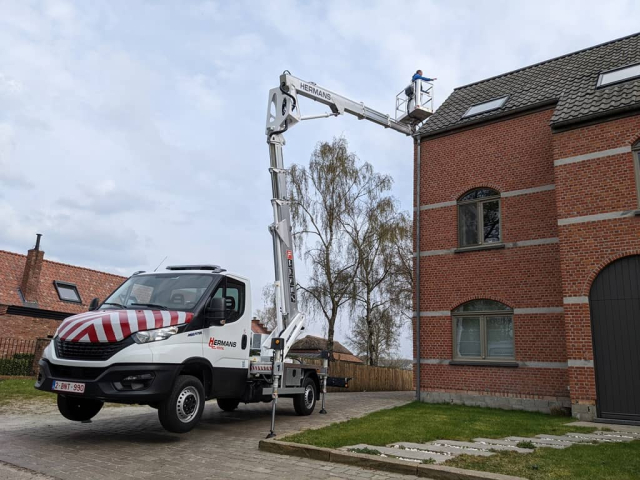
[263,71,427,438]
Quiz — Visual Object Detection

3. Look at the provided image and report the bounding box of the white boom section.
[266,72,414,137]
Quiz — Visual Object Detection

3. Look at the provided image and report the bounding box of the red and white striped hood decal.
[55,310,194,343]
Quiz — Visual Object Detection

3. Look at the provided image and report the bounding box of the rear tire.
[57,395,103,422]
[293,376,317,416]
[158,375,205,433]
[217,398,240,412]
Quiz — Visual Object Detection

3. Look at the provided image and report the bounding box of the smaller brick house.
[0,236,126,341]
[290,335,363,364]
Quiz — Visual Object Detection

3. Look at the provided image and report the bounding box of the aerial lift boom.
[263,71,431,437]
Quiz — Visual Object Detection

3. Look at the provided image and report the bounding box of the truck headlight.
[132,326,179,344]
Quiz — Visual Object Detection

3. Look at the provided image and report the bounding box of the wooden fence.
[306,359,413,392]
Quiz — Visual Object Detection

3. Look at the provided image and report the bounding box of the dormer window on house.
[462,96,508,118]
[597,63,640,88]
[54,281,82,303]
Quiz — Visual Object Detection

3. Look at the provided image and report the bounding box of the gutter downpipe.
[414,135,421,401]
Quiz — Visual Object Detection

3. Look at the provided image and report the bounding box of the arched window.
[452,299,514,361]
[458,188,501,247]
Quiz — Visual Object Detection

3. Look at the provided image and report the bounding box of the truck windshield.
[102,274,215,312]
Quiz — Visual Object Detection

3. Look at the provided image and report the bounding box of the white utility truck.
[35,72,432,435]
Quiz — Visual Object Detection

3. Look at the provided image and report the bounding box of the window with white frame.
[458,188,501,247]
[453,299,514,361]
[597,63,640,88]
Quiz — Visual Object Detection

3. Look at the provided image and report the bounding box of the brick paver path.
[0,391,417,480]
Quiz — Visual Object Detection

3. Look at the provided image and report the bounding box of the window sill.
[449,360,518,367]
[454,243,505,254]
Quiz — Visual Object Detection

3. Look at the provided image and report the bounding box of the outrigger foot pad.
[319,409,327,414]
[266,431,276,439]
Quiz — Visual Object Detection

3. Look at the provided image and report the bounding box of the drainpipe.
[415,137,422,401]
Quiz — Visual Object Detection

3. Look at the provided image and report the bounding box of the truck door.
[202,277,250,398]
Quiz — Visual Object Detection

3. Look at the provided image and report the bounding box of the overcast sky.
[1,0,638,358]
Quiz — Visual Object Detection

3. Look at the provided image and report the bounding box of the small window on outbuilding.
[597,63,640,88]
[458,188,501,247]
[54,281,82,303]
[462,96,508,118]
[453,300,514,361]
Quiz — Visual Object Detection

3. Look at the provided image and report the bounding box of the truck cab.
[36,265,323,433]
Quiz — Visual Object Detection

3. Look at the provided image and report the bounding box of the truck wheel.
[293,376,317,416]
[217,398,240,412]
[158,375,205,433]
[57,395,103,422]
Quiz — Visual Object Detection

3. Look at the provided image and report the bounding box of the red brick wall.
[414,109,567,404]
[553,115,640,410]
[419,364,568,398]
[419,109,556,205]
[0,314,60,341]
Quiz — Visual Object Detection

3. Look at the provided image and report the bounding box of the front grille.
[47,362,107,381]
[55,337,133,361]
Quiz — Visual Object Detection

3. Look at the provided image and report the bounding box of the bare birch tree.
[288,137,367,359]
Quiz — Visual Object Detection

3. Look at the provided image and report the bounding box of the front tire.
[217,398,240,412]
[57,395,103,422]
[293,376,317,416]
[158,375,205,433]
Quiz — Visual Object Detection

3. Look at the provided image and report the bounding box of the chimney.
[20,234,45,305]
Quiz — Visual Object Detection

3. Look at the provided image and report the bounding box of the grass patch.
[285,402,595,448]
[0,378,52,406]
[421,458,436,464]
[516,440,537,449]
[448,440,640,480]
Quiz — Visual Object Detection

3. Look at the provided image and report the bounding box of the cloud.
[0,123,34,189]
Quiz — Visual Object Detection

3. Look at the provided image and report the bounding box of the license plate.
[52,381,85,394]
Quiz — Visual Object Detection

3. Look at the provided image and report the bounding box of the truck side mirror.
[89,298,100,311]
[205,297,226,326]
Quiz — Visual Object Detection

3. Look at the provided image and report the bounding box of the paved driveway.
[0,391,417,480]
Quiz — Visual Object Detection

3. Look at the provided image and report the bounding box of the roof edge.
[550,102,640,132]
[418,100,558,140]
[0,249,127,280]
[455,31,640,91]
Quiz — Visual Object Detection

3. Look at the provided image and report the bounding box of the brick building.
[413,33,640,422]
[0,236,126,341]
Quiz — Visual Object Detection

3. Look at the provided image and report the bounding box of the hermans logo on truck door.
[208,337,237,350]
[298,82,331,101]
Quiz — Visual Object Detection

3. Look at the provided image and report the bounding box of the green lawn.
[285,402,640,480]
[0,378,52,406]
[285,402,595,448]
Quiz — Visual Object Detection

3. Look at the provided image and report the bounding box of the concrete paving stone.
[535,434,592,443]
[343,444,449,464]
[564,433,631,443]
[445,440,531,453]
[473,438,534,448]
[506,436,575,447]
[392,442,493,456]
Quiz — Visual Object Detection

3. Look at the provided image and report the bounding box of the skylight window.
[598,63,640,88]
[462,96,508,118]
[54,281,82,303]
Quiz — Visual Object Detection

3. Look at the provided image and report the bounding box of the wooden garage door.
[590,255,640,422]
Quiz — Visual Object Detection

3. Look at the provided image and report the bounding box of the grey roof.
[419,33,640,137]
